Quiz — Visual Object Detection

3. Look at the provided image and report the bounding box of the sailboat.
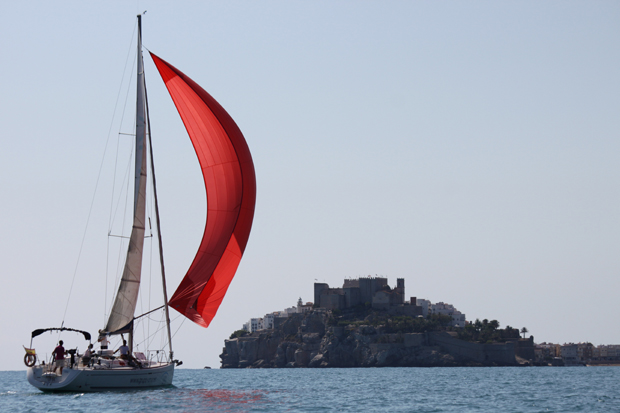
[25,14,256,392]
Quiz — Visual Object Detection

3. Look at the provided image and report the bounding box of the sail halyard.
[103,15,148,336]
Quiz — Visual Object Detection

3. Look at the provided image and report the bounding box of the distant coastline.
[222,276,617,368]
[220,309,533,368]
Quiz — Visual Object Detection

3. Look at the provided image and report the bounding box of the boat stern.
[27,366,83,392]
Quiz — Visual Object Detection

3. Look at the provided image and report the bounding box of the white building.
[561,343,579,365]
[449,311,466,328]
[597,344,620,360]
[264,313,275,329]
[418,300,466,328]
[297,297,314,313]
[241,298,314,332]
[608,345,620,358]
[283,307,298,316]
[416,299,431,317]
[248,318,263,333]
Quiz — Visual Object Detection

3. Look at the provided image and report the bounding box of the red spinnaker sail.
[150,53,256,328]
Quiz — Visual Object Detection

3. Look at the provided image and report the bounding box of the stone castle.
[314,276,423,317]
[241,276,467,334]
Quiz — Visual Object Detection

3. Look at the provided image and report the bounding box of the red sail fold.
[150,53,256,328]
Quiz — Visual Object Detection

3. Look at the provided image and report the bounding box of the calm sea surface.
[1,367,619,412]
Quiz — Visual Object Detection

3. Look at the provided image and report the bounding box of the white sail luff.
[104,23,148,334]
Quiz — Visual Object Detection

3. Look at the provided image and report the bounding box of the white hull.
[27,362,174,392]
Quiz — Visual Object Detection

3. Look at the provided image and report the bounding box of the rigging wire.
[139,130,157,354]
[58,18,179,366]
[105,29,140,323]
[110,137,135,229]
[107,152,134,317]
[106,88,138,321]
[132,311,181,353]
[144,69,175,358]
[61,20,138,329]
[171,317,187,340]
[146,170,154,352]
[104,21,139,326]
[105,21,173,357]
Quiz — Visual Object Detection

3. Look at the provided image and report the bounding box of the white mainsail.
[104,26,148,334]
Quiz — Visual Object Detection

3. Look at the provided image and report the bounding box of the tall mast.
[103,13,148,343]
[140,14,174,360]
[128,12,147,353]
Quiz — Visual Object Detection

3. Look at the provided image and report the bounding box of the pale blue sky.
[1,1,618,370]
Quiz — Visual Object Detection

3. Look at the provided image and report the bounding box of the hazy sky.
[1,1,619,371]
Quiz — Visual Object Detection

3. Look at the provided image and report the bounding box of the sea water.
[1,367,619,412]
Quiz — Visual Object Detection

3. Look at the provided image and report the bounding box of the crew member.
[53,340,65,375]
[115,340,130,360]
[82,343,94,367]
[98,331,110,350]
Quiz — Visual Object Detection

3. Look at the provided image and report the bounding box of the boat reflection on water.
[169,389,274,411]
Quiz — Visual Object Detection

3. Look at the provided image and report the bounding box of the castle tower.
[396,278,405,304]
[314,283,329,307]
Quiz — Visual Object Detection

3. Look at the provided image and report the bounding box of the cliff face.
[220,311,517,368]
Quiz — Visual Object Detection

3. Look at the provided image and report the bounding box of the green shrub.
[229,330,247,339]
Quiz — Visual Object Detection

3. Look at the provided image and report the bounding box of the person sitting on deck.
[115,340,130,359]
[81,344,94,367]
[53,340,65,375]
[114,340,139,367]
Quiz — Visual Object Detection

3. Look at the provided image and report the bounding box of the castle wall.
[317,277,408,311]
[343,279,359,288]
[515,337,535,361]
[389,290,403,306]
[343,287,361,308]
[314,283,329,306]
[387,304,424,317]
[358,277,388,304]
[372,291,391,310]
[370,278,388,296]
[359,278,372,304]
[429,332,516,365]
[320,293,345,310]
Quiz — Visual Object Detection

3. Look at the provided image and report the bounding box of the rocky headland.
[220,309,524,368]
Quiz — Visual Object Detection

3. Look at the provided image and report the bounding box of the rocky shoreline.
[220,310,520,368]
